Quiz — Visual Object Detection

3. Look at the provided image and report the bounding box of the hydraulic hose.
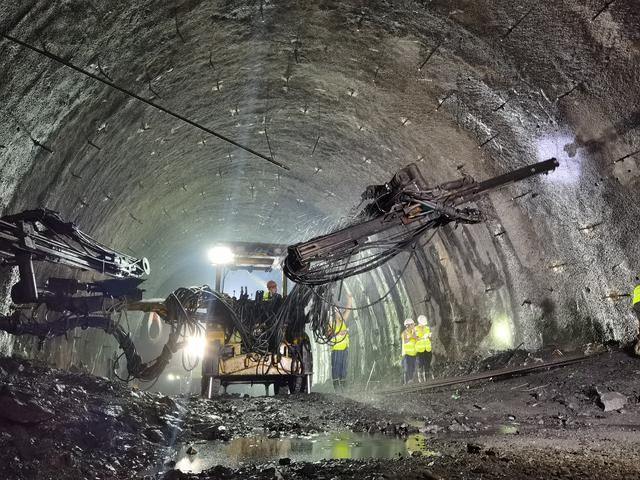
[0,313,173,381]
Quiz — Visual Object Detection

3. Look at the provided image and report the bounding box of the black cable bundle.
[286,159,559,286]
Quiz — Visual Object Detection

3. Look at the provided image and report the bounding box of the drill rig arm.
[0,311,169,381]
[0,287,207,382]
[0,208,149,303]
[0,208,149,276]
[285,158,559,285]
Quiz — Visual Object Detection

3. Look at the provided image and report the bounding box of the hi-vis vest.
[331,321,349,351]
[401,328,417,356]
[415,325,432,353]
[633,285,640,306]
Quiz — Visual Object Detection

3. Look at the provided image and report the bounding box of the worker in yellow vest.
[415,315,433,383]
[263,280,281,301]
[327,294,353,391]
[401,318,418,384]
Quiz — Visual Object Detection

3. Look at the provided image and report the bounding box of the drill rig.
[0,208,149,303]
[0,158,559,391]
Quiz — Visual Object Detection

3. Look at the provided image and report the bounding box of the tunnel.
[0,0,639,478]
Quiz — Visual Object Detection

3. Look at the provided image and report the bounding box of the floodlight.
[185,333,207,359]
[207,245,235,265]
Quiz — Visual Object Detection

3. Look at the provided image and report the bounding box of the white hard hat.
[417,315,428,326]
[404,318,415,326]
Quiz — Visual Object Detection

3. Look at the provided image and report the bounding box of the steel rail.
[378,351,600,395]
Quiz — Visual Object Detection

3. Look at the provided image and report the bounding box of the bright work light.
[207,245,235,265]
[185,333,206,359]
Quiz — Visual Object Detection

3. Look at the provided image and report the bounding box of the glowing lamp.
[185,333,207,359]
[207,245,235,265]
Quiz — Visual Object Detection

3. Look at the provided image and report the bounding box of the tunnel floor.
[0,350,638,479]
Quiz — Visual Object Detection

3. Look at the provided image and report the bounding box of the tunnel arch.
[1,0,639,382]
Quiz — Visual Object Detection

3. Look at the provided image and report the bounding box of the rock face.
[1,1,640,385]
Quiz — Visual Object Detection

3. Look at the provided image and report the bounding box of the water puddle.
[173,432,438,472]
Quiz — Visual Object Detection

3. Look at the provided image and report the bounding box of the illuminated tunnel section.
[0,0,639,386]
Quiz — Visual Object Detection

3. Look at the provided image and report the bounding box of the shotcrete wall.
[1,0,639,383]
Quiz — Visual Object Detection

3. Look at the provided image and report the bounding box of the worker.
[261,280,282,352]
[327,293,353,392]
[401,318,418,384]
[414,314,433,383]
[263,280,280,301]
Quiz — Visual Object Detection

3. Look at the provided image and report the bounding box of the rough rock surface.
[375,350,640,436]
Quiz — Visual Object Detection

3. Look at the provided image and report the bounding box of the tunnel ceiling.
[1,0,640,345]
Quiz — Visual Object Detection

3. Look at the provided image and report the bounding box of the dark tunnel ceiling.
[0,0,639,307]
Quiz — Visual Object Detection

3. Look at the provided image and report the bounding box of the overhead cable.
[0,32,288,170]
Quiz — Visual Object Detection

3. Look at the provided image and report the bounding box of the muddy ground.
[0,348,639,479]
